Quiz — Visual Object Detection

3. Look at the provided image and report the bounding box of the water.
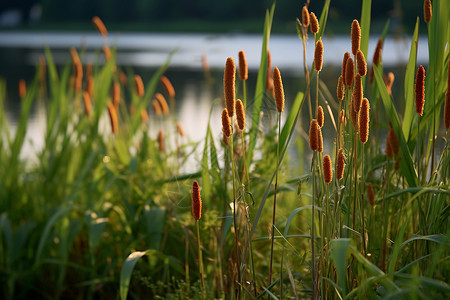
[0,31,432,163]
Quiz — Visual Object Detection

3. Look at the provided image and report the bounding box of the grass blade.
[120,250,148,300]
[373,64,418,187]
[331,238,351,296]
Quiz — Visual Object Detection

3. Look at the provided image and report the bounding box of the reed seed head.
[317,105,324,128]
[70,48,83,84]
[222,131,229,146]
[342,52,350,82]
[352,74,363,113]
[273,66,285,113]
[103,46,111,62]
[113,82,120,109]
[370,38,383,84]
[107,103,118,134]
[317,127,323,153]
[86,75,94,99]
[192,181,202,220]
[337,148,346,180]
[337,75,345,101]
[356,50,367,76]
[424,0,432,24]
[39,55,47,83]
[266,50,273,91]
[351,19,361,55]
[359,98,370,144]
[134,75,145,97]
[160,75,175,98]
[323,155,333,184]
[345,57,355,88]
[367,183,375,208]
[394,157,401,171]
[224,57,236,118]
[155,93,169,116]
[158,130,165,153]
[309,119,319,151]
[310,12,319,34]
[415,65,425,116]
[238,50,248,81]
[302,5,310,27]
[384,72,395,95]
[314,39,324,72]
[235,99,246,131]
[385,125,399,158]
[176,122,185,137]
[83,91,92,117]
[141,109,148,123]
[339,109,346,125]
[92,16,108,36]
[18,79,26,98]
[152,100,162,116]
[222,108,232,138]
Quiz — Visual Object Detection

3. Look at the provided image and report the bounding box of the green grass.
[0,1,449,299]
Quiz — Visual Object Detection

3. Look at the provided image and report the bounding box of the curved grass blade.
[283,205,313,237]
[331,238,351,296]
[279,91,304,151]
[120,250,148,300]
[373,64,417,187]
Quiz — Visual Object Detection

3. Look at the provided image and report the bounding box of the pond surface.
[0,31,432,166]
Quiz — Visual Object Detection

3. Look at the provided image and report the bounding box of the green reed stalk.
[229,131,241,298]
[311,150,316,300]
[196,220,205,299]
[268,112,281,287]
[361,144,367,256]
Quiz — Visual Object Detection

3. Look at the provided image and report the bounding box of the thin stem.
[196,220,205,299]
[311,150,316,300]
[230,131,241,298]
[361,144,367,256]
[269,112,281,286]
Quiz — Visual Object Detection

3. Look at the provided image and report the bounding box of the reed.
[18,79,26,99]
[107,102,118,134]
[155,93,170,116]
[152,100,162,116]
[134,75,145,98]
[384,72,395,96]
[83,91,92,117]
[160,76,175,99]
[356,50,367,77]
[337,148,346,181]
[352,74,363,113]
[351,19,361,56]
[415,65,425,116]
[238,50,248,108]
[192,181,205,298]
[323,155,332,184]
[103,46,111,62]
[302,5,310,28]
[140,109,148,123]
[176,122,185,137]
[317,105,324,128]
[423,0,432,24]
[359,98,370,144]
[158,130,165,153]
[92,16,108,36]
[113,82,121,109]
[310,12,319,34]
[369,38,383,84]
[345,57,355,88]
[224,57,236,118]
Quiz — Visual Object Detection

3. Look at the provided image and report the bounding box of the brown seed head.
[222,131,229,146]
[352,74,363,113]
[385,125,399,158]
[70,48,83,81]
[367,183,375,208]
[158,130,165,153]
[302,5,310,27]
[224,57,236,118]
[370,38,383,84]
[119,71,128,85]
[39,55,46,83]
[356,50,367,76]
[309,119,319,151]
[323,155,333,184]
[235,99,246,131]
[415,65,425,116]
[394,157,401,171]
[83,91,92,117]
[337,75,345,101]
[314,39,324,72]
[92,16,108,36]
[339,109,346,125]
[176,123,185,137]
[192,181,202,220]
[107,103,118,134]
[342,52,351,82]
[337,148,346,180]
[424,0,432,24]
[134,75,144,97]
[113,82,120,109]
[317,127,323,153]
[141,109,148,123]
[18,79,26,98]
[384,72,395,95]
[160,76,175,98]
[103,46,111,62]
[222,108,232,138]
[310,12,319,34]
[266,50,273,91]
[155,93,169,116]
[273,66,285,113]
[317,105,324,128]
[152,100,162,116]
[238,50,248,81]
[359,98,370,144]
[345,57,355,88]
[351,19,361,55]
